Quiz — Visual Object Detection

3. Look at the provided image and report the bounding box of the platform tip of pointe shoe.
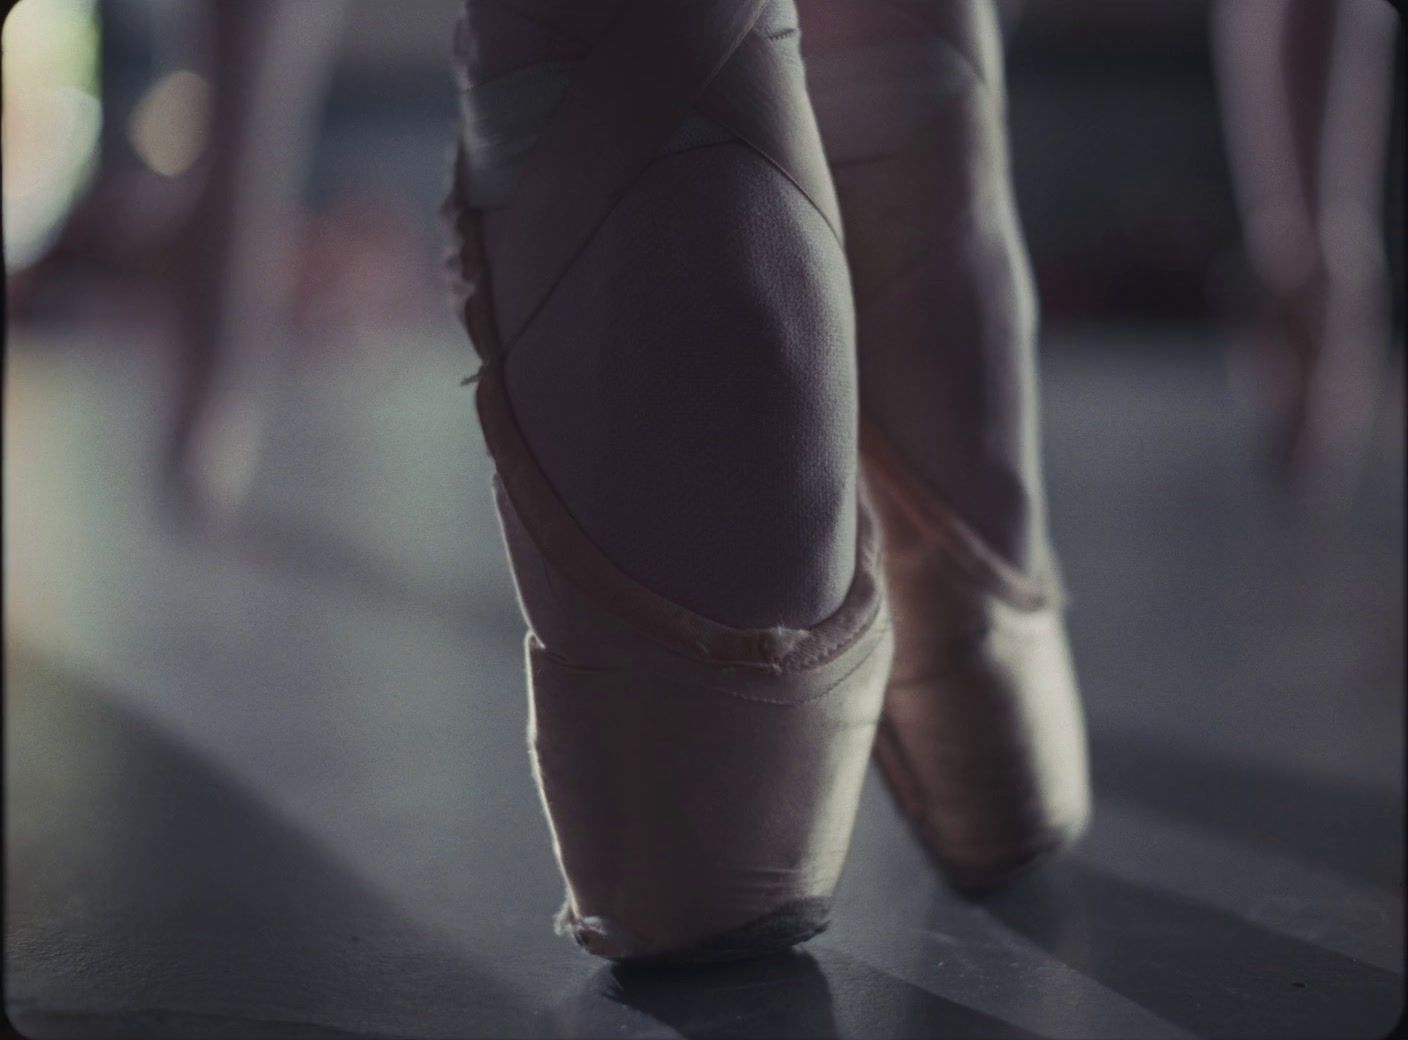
[556,898,833,965]
[939,810,1091,897]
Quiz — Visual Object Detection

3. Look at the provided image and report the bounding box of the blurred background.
[4,2,1405,1038]
[6,0,1403,326]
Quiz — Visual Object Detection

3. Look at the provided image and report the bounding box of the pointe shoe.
[790,0,1089,890]
[476,363,893,961]
[448,0,896,962]
[860,422,1090,891]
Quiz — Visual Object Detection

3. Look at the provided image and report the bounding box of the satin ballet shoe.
[476,363,893,961]
[448,0,895,962]
[860,422,1091,891]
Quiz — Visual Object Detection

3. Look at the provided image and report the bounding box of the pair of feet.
[474,353,1090,964]
[450,0,1090,961]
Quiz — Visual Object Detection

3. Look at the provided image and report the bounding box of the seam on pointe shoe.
[534,623,890,708]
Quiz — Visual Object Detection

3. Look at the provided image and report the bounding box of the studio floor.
[5,322,1404,1039]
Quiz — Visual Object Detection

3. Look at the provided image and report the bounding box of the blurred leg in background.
[798,0,1051,581]
[1213,0,1399,498]
[161,0,345,518]
[6,0,345,517]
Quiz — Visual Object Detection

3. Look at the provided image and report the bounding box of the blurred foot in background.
[158,0,345,524]
[1213,0,1399,505]
[3,0,346,527]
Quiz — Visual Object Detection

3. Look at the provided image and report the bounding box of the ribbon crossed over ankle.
[452,0,843,361]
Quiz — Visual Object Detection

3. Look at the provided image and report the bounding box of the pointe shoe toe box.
[862,425,1092,891]
[480,368,895,962]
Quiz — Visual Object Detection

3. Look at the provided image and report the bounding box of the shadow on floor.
[6,1008,382,1040]
[4,646,538,1040]
[980,859,1403,1040]
[1088,726,1405,892]
[554,946,1042,1040]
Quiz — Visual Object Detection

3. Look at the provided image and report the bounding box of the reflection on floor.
[5,324,1404,1039]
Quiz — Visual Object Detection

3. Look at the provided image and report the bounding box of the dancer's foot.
[1212,0,1397,506]
[863,421,1089,889]
[451,0,893,959]
[799,0,1090,889]
[1245,262,1389,506]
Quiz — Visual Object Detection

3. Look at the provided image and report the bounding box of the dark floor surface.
[4,325,1404,1039]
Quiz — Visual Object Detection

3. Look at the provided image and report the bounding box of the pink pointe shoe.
[861,423,1090,891]
[448,0,896,962]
